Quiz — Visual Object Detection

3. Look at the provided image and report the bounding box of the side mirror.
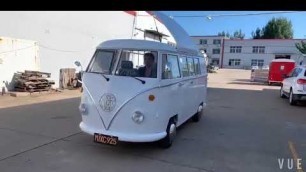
[74,61,81,67]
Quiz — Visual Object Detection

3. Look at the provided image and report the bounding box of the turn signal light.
[297,79,306,84]
[148,95,155,101]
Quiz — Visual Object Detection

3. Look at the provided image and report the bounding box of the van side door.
[185,57,199,118]
[160,53,184,125]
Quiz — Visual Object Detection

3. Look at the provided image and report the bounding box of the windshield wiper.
[89,71,110,82]
[129,76,146,84]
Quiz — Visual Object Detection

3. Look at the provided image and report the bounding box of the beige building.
[192,35,306,69]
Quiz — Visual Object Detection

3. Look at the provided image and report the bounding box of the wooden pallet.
[14,70,55,92]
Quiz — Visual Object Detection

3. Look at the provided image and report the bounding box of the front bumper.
[79,122,167,142]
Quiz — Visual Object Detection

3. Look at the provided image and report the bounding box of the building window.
[212,48,220,54]
[199,39,207,45]
[213,39,221,45]
[211,59,219,65]
[230,46,242,53]
[251,59,264,67]
[229,59,241,66]
[252,46,265,53]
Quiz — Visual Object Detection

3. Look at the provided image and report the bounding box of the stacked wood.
[14,70,55,92]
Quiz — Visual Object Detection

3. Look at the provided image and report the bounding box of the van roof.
[97,39,177,52]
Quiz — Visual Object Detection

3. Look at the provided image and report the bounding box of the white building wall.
[0,11,135,88]
[223,39,306,69]
[0,37,39,92]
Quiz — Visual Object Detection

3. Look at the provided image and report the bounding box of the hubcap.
[169,123,176,141]
[198,105,203,113]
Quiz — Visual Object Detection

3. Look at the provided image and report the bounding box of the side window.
[179,56,189,77]
[194,58,201,75]
[187,57,195,76]
[288,69,295,77]
[289,68,299,77]
[162,54,181,79]
[296,68,303,76]
[199,58,206,74]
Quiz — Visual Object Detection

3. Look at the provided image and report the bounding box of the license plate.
[94,133,118,146]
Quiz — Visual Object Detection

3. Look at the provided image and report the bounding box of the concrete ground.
[0,69,305,172]
[0,90,81,109]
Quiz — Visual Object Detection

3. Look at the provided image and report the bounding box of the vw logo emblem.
[99,93,116,112]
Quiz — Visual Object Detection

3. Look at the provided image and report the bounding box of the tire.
[289,89,297,106]
[192,105,203,122]
[159,119,176,149]
[280,86,286,98]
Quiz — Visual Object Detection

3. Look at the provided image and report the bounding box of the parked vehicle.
[280,65,306,105]
[268,59,295,85]
[207,64,218,73]
[75,39,208,148]
[251,66,259,70]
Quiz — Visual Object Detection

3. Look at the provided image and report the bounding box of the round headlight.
[79,103,88,115]
[132,111,144,124]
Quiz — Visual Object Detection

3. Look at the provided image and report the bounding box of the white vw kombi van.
[76,39,207,148]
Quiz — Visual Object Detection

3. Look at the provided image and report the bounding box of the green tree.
[233,29,245,39]
[218,30,245,39]
[218,31,230,38]
[252,27,262,39]
[295,41,306,54]
[252,17,293,39]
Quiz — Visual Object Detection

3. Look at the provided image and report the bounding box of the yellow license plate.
[94,133,118,146]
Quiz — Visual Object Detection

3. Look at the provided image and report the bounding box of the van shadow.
[115,119,194,150]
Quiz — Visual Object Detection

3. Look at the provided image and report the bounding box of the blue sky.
[161,11,306,39]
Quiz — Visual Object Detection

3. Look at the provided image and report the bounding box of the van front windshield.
[115,50,158,78]
[87,50,116,74]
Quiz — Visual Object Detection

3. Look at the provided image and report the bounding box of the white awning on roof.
[150,11,200,56]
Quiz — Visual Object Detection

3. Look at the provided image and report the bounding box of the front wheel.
[159,119,176,149]
[280,86,286,98]
[289,89,297,105]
